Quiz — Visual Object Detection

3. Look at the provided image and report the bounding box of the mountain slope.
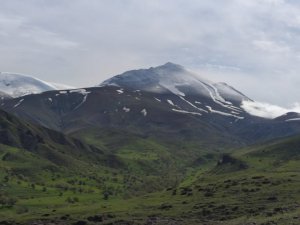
[0,85,247,145]
[1,63,300,146]
[0,108,107,169]
[0,63,255,137]
[0,72,73,98]
[161,134,300,224]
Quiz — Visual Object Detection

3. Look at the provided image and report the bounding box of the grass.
[1,108,300,224]
[1,135,300,225]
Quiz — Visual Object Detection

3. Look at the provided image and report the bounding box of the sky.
[0,0,300,107]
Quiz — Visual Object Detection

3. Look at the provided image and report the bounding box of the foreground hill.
[0,116,299,224]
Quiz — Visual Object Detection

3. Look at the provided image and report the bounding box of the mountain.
[0,63,254,137]
[0,86,243,164]
[1,63,300,145]
[1,64,300,224]
[101,62,251,104]
[0,72,73,98]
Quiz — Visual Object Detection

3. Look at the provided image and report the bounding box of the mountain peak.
[157,62,185,71]
[0,72,73,98]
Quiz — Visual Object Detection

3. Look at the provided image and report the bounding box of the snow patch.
[179,96,208,113]
[14,99,24,108]
[123,107,130,112]
[141,109,147,116]
[154,97,161,102]
[70,89,90,95]
[197,81,243,113]
[73,89,91,110]
[167,99,175,106]
[286,118,300,122]
[172,109,202,116]
[231,111,240,115]
[206,106,244,119]
[116,89,124,94]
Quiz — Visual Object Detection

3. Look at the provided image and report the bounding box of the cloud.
[241,101,300,118]
[0,13,78,49]
[0,14,24,35]
[253,40,290,53]
[20,27,79,49]
[0,0,300,107]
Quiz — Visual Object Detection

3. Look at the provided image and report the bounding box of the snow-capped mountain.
[101,62,251,104]
[0,72,73,98]
[101,63,300,120]
[101,62,252,120]
[1,63,300,144]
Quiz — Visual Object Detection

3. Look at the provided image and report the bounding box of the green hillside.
[0,108,299,225]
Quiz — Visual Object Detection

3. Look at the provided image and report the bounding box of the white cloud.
[0,14,24,35]
[0,13,78,49]
[241,101,300,118]
[253,40,290,53]
[261,0,285,4]
[0,0,300,107]
[20,27,79,49]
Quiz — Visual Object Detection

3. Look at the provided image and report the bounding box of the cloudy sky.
[0,0,300,107]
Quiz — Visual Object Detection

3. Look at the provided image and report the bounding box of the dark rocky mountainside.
[1,63,300,146]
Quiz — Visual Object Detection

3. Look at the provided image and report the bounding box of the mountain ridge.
[2,63,297,119]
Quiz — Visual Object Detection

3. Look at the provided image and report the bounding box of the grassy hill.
[0,109,221,224]
[0,108,299,225]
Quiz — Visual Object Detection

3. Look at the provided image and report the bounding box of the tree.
[103,191,109,200]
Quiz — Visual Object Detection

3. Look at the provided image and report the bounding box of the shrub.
[0,195,17,208]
